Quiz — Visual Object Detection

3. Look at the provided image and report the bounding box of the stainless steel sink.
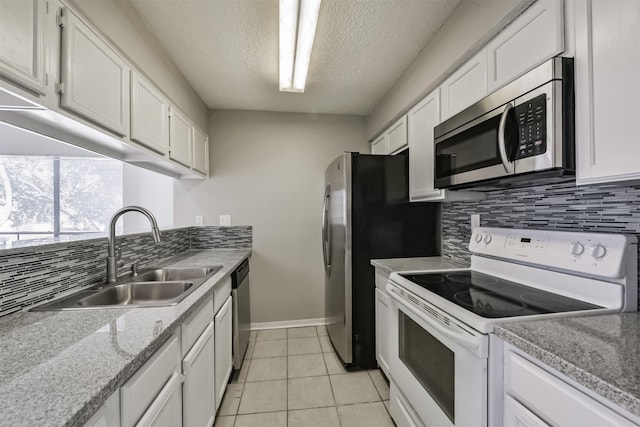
[77,281,194,306]
[131,267,220,283]
[31,265,223,311]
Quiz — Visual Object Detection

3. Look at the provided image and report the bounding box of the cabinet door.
[169,106,192,167]
[131,71,169,155]
[85,391,120,427]
[503,395,550,427]
[371,134,386,155]
[192,126,209,175]
[375,288,390,376]
[60,8,129,136]
[135,372,183,427]
[407,89,444,202]
[575,0,640,185]
[0,0,46,94]
[214,296,233,410]
[386,116,408,153]
[487,0,564,92]
[183,322,215,427]
[441,49,488,120]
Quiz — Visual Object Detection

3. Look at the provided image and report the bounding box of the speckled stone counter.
[495,313,640,418]
[0,248,250,427]
[370,256,468,275]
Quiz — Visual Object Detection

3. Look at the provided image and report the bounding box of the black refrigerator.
[322,151,440,370]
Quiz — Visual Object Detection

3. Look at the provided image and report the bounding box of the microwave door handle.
[498,103,515,174]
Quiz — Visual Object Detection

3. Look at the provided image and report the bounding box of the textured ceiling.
[128,0,461,115]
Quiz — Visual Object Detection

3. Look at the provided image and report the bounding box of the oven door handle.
[498,102,515,174]
[387,284,481,351]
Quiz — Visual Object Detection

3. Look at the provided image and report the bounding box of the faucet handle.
[131,262,139,277]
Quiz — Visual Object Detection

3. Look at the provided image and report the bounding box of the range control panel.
[469,227,636,279]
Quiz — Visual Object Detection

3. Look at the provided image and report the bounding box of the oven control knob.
[474,233,483,243]
[570,242,584,256]
[590,244,607,259]
[483,233,492,244]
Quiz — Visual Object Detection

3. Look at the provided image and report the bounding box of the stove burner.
[412,275,445,285]
[453,290,527,315]
[446,273,498,287]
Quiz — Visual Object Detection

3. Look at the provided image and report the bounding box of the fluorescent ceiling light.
[279,0,321,93]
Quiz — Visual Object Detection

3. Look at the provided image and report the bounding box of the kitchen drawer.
[505,351,636,427]
[121,333,181,427]
[214,276,232,314]
[181,295,214,354]
[390,382,425,427]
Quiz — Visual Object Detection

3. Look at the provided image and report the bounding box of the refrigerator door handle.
[322,190,331,273]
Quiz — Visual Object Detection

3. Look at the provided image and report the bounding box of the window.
[0,156,123,244]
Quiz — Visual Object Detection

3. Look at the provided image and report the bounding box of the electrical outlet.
[195,215,204,226]
[219,215,231,226]
[471,214,480,230]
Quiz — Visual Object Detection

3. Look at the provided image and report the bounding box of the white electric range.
[386,227,637,427]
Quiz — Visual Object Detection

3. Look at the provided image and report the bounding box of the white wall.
[69,0,208,130]
[174,110,368,325]
[366,0,533,139]
[122,164,174,234]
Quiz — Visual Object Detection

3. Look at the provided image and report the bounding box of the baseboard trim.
[251,317,328,330]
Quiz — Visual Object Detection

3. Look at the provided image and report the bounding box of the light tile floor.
[214,326,394,427]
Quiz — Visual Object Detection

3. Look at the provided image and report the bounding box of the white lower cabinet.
[503,344,638,427]
[121,334,181,427]
[182,322,215,427]
[85,391,120,427]
[136,372,183,427]
[374,287,390,377]
[214,295,233,410]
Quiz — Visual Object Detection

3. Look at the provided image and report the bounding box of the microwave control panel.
[514,94,546,159]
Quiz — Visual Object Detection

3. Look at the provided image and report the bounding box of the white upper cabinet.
[371,134,386,155]
[441,49,488,121]
[130,71,169,155]
[487,0,564,92]
[408,89,444,201]
[575,0,640,185]
[0,0,47,95]
[192,126,209,176]
[169,106,192,167]
[59,7,129,137]
[370,116,408,155]
[386,116,408,153]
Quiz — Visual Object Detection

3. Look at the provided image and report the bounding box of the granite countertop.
[495,313,640,419]
[371,256,469,275]
[0,248,251,427]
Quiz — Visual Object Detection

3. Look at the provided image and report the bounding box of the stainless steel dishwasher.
[231,259,251,368]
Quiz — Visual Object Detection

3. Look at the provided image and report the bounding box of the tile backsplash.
[0,226,252,318]
[442,181,640,302]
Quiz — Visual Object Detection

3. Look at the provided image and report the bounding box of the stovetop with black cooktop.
[399,271,603,318]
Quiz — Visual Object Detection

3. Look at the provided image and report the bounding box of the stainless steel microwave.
[434,57,574,190]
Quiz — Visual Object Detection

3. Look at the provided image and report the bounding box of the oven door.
[387,282,489,427]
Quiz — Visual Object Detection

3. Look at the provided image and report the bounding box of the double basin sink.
[31,266,222,311]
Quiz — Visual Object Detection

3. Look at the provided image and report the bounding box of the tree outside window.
[0,156,123,244]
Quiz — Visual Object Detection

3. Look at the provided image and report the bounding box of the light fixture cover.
[279,0,321,93]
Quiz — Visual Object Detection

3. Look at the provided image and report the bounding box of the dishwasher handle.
[232,259,250,288]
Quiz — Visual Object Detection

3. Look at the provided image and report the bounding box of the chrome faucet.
[106,206,162,284]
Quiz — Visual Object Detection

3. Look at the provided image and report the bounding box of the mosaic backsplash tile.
[190,226,252,249]
[442,181,640,302]
[0,226,251,318]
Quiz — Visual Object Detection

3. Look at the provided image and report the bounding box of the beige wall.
[366,0,533,139]
[69,0,208,130]
[174,110,368,325]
